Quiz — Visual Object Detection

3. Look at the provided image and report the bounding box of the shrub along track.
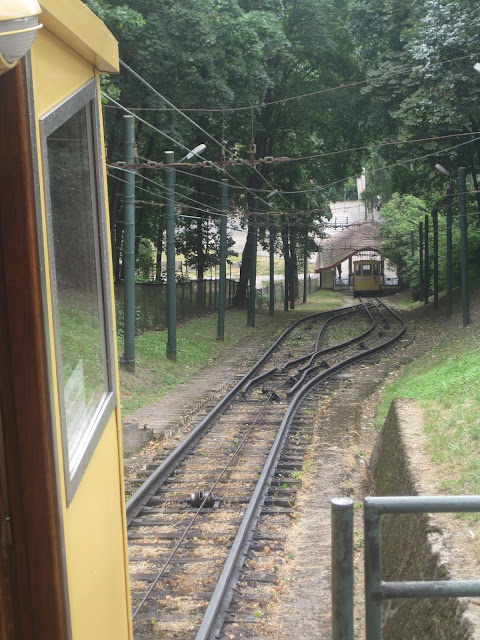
[126,299,405,640]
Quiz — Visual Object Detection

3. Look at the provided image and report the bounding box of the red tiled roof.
[315,221,382,271]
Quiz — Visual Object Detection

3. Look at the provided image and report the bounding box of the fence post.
[364,501,382,640]
[331,498,354,640]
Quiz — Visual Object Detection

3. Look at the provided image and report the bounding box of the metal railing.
[331,495,480,640]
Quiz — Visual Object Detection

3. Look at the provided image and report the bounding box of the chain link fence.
[115,274,320,333]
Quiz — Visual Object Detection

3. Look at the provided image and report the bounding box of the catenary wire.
[104,51,480,114]
[118,60,295,211]
[103,92,289,213]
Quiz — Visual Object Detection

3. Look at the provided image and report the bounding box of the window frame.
[40,79,116,505]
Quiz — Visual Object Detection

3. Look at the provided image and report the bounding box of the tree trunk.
[232,221,253,308]
[470,163,480,215]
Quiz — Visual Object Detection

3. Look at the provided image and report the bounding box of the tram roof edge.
[39,0,119,73]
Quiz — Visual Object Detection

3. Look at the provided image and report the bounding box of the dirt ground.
[124,293,480,639]
[256,294,480,640]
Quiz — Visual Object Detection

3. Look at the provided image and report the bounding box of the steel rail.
[288,299,378,396]
[315,303,365,351]
[296,305,377,374]
[240,366,278,396]
[125,304,359,525]
[282,304,365,371]
[195,301,406,640]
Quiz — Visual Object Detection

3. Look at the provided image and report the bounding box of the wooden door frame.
[0,61,68,639]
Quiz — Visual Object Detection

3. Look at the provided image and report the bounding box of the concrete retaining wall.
[369,398,480,639]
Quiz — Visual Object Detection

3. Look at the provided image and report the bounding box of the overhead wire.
[105,51,480,114]
[105,71,480,222]
[107,164,227,215]
[118,60,295,211]
[107,170,228,218]
[103,91,288,213]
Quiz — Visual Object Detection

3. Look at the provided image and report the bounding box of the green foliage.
[377,321,480,495]
[378,193,425,295]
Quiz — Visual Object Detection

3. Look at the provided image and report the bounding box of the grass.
[377,322,480,495]
[119,288,342,416]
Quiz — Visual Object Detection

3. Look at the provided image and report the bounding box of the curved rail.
[194,300,406,640]
[125,304,361,525]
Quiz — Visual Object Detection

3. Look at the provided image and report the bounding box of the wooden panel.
[0,62,68,639]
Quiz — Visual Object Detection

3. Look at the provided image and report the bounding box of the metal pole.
[269,214,275,315]
[419,222,424,302]
[364,505,382,640]
[217,180,228,340]
[165,151,177,360]
[459,167,470,326]
[122,115,135,371]
[248,198,258,327]
[433,208,438,308]
[303,244,308,304]
[424,214,429,304]
[331,498,354,640]
[446,191,453,317]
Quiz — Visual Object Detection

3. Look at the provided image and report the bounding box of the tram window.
[41,80,116,503]
[362,264,371,275]
[355,264,361,275]
[373,263,379,276]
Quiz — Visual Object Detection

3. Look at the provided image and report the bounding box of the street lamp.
[474,62,480,74]
[179,143,206,163]
[165,144,206,361]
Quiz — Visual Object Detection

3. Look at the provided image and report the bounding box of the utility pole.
[433,208,438,308]
[283,228,289,312]
[247,197,258,327]
[165,151,177,360]
[289,225,296,310]
[269,214,275,315]
[458,167,470,326]
[217,180,228,340]
[122,115,136,372]
[446,191,453,317]
[424,214,429,304]
[303,242,308,304]
[419,221,424,302]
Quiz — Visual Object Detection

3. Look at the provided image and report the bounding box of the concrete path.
[122,325,278,454]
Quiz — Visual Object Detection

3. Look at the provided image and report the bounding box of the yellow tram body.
[353,259,382,297]
[0,2,132,638]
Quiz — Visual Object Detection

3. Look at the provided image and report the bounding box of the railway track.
[127,299,405,639]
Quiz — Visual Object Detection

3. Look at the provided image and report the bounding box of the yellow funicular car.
[353,259,382,297]
[0,1,132,638]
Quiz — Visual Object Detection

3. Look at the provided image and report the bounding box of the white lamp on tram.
[0,0,42,71]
